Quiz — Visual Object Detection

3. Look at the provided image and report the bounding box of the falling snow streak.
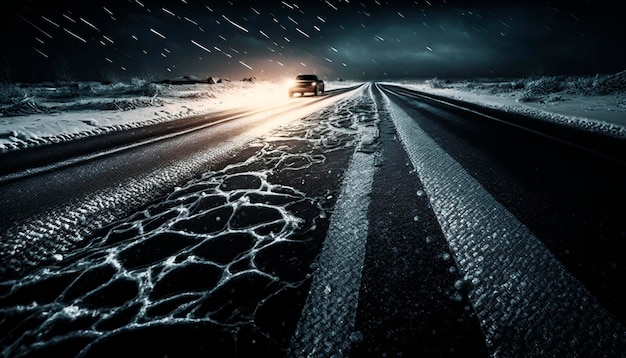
[19,15,52,39]
[150,28,166,39]
[296,28,310,38]
[184,17,198,26]
[63,28,87,43]
[80,17,100,32]
[191,40,211,53]
[42,16,60,28]
[33,48,48,58]
[239,61,253,70]
[162,7,176,17]
[287,16,299,26]
[62,13,77,24]
[222,15,249,33]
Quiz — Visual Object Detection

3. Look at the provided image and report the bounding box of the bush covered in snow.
[426,78,452,89]
[0,81,173,117]
[518,71,626,103]
[591,70,626,95]
[0,83,30,104]
[518,76,565,102]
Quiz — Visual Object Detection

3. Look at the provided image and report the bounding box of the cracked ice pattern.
[0,88,378,357]
[0,169,324,357]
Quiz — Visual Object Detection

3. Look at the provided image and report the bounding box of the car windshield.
[296,75,317,81]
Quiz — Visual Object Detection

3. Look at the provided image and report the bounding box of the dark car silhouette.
[288,74,325,97]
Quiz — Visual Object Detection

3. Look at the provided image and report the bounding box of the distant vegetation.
[425,70,626,104]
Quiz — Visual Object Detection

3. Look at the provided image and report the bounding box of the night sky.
[1,0,623,82]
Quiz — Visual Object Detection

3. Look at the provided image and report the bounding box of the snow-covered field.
[1,71,625,153]
[388,71,626,137]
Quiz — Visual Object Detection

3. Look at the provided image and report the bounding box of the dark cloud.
[1,0,623,82]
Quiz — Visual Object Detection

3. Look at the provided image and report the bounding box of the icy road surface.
[1,83,626,357]
[0,86,359,279]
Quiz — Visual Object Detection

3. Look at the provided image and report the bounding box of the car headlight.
[311,81,317,86]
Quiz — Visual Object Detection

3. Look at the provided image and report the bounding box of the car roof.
[295,74,317,80]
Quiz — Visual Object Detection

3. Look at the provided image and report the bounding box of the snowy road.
[1,83,626,357]
[377,84,626,356]
[0,85,361,279]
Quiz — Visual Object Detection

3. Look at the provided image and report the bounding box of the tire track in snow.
[379,84,626,356]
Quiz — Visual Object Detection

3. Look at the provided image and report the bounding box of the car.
[288,74,325,97]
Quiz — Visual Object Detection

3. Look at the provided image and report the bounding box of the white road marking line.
[289,84,377,357]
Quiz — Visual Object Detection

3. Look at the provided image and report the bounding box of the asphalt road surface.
[1,83,625,357]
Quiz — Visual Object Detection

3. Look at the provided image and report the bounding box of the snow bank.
[0,79,359,152]
[395,71,626,137]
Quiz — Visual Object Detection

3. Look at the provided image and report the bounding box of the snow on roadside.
[388,71,626,138]
[1,72,625,154]
[0,79,359,153]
